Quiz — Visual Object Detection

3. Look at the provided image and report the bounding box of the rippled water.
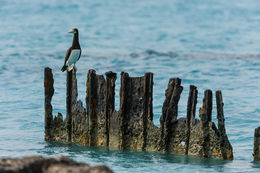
[1,0,260,172]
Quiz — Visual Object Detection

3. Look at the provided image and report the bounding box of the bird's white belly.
[66,49,80,66]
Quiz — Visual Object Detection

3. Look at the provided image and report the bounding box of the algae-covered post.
[66,69,78,142]
[86,69,115,147]
[216,90,229,159]
[253,127,260,161]
[143,72,153,150]
[185,85,198,155]
[44,67,54,141]
[66,70,72,142]
[160,78,183,152]
[199,90,213,158]
[118,72,154,150]
[105,71,117,146]
[216,91,226,136]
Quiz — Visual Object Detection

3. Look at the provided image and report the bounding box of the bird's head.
[68,28,78,34]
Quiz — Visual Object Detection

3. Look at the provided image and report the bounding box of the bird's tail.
[61,65,67,72]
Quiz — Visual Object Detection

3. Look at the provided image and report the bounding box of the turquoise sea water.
[1,0,260,172]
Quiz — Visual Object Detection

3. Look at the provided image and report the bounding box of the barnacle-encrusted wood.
[253,127,260,161]
[44,67,233,160]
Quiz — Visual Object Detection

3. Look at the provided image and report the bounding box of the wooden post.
[66,70,72,142]
[44,67,54,141]
[105,71,117,146]
[253,127,260,161]
[86,69,110,146]
[216,90,227,159]
[216,91,226,136]
[144,73,153,122]
[160,78,183,151]
[199,89,212,158]
[118,72,130,149]
[86,70,98,146]
[142,72,153,150]
[185,85,198,155]
[118,72,153,150]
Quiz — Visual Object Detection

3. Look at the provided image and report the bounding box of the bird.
[61,28,81,72]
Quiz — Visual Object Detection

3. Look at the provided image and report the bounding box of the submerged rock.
[0,156,113,173]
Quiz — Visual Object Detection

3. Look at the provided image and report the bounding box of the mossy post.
[199,90,212,158]
[86,69,117,147]
[86,70,103,146]
[66,68,79,142]
[66,70,72,142]
[118,72,154,150]
[118,72,129,150]
[160,78,183,152]
[105,71,117,146]
[215,91,233,159]
[86,70,97,146]
[143,72,153,150]
[253,127,260,161]
[44,67,54,141]
[185,85,198,155]
[216,91,228,159]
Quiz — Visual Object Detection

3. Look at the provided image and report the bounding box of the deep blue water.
[1,0,260,172]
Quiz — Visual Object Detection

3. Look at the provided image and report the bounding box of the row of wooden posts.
[44,67,260,161]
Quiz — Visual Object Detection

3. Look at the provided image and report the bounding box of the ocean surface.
[1,0,260,172]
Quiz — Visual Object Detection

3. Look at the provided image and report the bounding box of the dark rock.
[0,156,113,173]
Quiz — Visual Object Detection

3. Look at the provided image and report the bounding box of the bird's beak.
[68,30,74,33]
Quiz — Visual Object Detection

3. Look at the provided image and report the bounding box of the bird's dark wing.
[64,47,72,65]
[61,47,72,72]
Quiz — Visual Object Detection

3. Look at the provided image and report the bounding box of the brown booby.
[61,28,81,72]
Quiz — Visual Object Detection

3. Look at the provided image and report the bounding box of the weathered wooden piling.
[44,67,234,160]
[66,70,73,142]
[160,78,183,152]
[216,91,226,136]
[199,90,213,158]
[185,85,198,155]
[86,70,106,146]
[215,91,233,159]
[143,73,153,150]
[44,67,54,141]
[118,72,154,150]
[253,127,260,161]
[70,69,86,144]
[216,90,229,159]
[105,71,117,146]
[85,70,118,147]
[66,68,79,142]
